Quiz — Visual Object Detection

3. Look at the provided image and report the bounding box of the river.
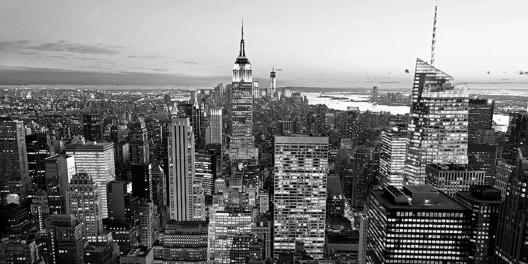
[303,92,509,132]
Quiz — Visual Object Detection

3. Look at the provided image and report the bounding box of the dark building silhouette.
[456,185,501,264]
[47,214,84,264]
[494,150,528,263]
[468,98,494,144]
[83,114,103,141]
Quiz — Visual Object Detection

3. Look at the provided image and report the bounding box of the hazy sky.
[1,0,527,86]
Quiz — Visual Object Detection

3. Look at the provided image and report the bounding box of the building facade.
[229,24,258,161]
[405,59,469,184]
[455,186,501,264]
[168,118,195,221]
[69,172,103,238]
[273,136,328,259]
[379,128,408,188]
[66,141,116,218]
[425,163,486,197]
[367,185,472,263]
[0,118,30,203]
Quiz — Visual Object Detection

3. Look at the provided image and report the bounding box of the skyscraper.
[47,214,84,264]
[131,163,153,202]
[455,185,501,264]
[229,23,258,161]
[273,136,328,259]
[106,181,134,223]
[405,58,469,184]
[168,118,195,221]
[468,98,494,143]
[69,172,103,238]
[494,150,528,263]
[129,117,150,164]
[205,107,223,146]
[66,141,116,218]
[208,208,253,263]
[379,128,408,188]
[136,199,157,248]
[367,185,472,263]
[0,118,30,203]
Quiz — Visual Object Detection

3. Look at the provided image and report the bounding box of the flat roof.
[65,141,113,151]
[124,246,150,257]
[275,136,328,144]
[372,188,469,211]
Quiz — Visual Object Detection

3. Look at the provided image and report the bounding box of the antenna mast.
[430,2,438,66]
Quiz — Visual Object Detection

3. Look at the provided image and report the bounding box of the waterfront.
[304,92,510,132]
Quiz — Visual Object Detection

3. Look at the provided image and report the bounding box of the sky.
[0,0,527,87]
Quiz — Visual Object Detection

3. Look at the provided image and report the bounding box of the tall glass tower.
[405,58,469,184]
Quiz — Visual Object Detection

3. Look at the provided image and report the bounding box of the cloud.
[27,40,122,55]
[128,55,200,65]
[0,39,122,55]
[0,40,30,51]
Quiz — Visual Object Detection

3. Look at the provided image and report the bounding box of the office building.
[129,117,150,164]
[206,107,223,145]
[69,172,103,238]
[137,199,157,248]
[83,114,103,141]
[0,118,30,203]
[405,59,469,184]
[66,141,116,218]
[494,159,514,200]
[503,112,528,161]
[107,181,134,223]
[455,185,501,264]
[131,163,153,201]
[44,154,76,195]
[468,98,494,144]
[0,237,40,264]
[153,221,208,263]
[229,24,258,160]
[47,214,84,264]
[379,128,408,188]
[494,151,528,263]
[366,185,472,263]
[345,146,378,210]
[26,133,52,190]
[274,136,328,259]
[121,246,153,264]
[208,209,253,263]
[195,151,213,197]
[468,144,497,185]
[107,221,138,254]
[83,240,120,264]
[168,118,195,221]
[425,163,486,197]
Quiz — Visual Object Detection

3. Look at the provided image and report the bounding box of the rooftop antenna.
[430,1,438,66]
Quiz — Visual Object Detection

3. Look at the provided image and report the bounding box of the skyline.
[1,0,528,87]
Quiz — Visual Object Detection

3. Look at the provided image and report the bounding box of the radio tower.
[430,1,438,66]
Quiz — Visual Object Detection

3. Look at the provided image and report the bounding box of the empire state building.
[229,23,258,161]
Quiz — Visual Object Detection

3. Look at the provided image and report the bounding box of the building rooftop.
[65,141,113,151]
[373,185,469,211]
[275,136,328,144]
[124,246,150,257]
[456,185,502,203]
[426,163,471,171]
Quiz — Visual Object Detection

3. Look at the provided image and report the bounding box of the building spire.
[239,20,245,57]
[430,1,438,66]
